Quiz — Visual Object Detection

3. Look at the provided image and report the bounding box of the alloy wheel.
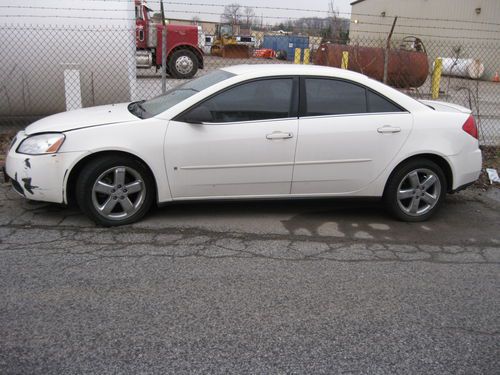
[396,168,441,217]
[91,166,146,221]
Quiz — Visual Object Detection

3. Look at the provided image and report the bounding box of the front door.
[165,77,299,198]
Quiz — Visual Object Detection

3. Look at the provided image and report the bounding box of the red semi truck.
[135,0,204,78]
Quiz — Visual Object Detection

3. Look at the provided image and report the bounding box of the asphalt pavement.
[0,180,499,374]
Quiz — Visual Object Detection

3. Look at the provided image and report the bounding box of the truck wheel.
[169,49,198,79]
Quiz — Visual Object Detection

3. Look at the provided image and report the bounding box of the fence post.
[432,57,443,99]
[303,48,310,64]
[294,48,301,64]
[160,1,167,94]
[63,69,82,111]
[383,16,398,84]
[341,51,349,69]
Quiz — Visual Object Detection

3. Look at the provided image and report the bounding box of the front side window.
[129,69,235,118]
[182,78,294,123]
[135,5,142,20]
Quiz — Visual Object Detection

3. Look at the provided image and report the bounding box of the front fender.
[61,119,172,204]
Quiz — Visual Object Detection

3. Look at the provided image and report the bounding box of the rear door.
[165,77,299,198]
[292,77,413,195]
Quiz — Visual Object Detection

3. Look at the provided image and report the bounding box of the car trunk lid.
[419,99,472,114]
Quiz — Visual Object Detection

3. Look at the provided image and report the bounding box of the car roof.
[221,64,370,81]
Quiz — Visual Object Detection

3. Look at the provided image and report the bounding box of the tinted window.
[184,78,293,123]
[305,78,366,116]
[137,70,235,117]
[367,90,402,113]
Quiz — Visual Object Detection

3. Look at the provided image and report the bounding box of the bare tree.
[222,3,242,24]
[328,0,339,18]
[326,0,349,41]
[243,6,255,28]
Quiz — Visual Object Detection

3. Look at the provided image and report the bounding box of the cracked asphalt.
[0,179,499,374]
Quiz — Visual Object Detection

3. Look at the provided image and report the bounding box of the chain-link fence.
[0,19,499,147]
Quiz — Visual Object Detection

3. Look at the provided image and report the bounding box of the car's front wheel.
[76,155,154,226]
[384,158,446,222]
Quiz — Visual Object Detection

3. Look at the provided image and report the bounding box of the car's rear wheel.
[76,155,154,226]
[384,158,446,222]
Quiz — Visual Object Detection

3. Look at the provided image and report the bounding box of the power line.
[74,0,500,26]
[0,5,134,12]
[2,9,499,36]
[1,19,499,42]
[349,29,500,41]
[24,0,500,27]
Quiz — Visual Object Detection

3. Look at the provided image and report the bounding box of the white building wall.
[0,0,136,120]
[349,0,500,79]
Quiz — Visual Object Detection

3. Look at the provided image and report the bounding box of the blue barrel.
[263,35,309,61]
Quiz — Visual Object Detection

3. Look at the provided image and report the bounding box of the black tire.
[168,49,198,79]
[384,158,447,222]
[75,155,155,226]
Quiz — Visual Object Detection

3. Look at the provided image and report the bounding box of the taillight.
[462,115,478,139]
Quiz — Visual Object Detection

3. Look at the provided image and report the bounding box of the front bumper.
[5,132,83,203]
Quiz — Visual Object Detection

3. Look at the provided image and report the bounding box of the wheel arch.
[383,153,454,195]
[65,150,158,206]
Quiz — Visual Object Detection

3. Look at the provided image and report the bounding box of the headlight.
[17,133,66,155]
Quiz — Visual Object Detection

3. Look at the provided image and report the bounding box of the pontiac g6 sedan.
[5,65,482,226]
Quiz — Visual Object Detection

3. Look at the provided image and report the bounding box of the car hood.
[25,103,138,135]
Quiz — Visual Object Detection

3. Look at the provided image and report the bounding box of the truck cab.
[135,0,204,78]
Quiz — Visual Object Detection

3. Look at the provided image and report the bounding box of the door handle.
[377,125,401,134]
[266,131,294,140]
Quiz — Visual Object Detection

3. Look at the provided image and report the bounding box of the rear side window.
[185,78,294,123]
[304,78,366,116]
[367,90,403,113]
[303,78,403,116]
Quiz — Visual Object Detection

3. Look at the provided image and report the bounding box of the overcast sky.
[156,0,353,23]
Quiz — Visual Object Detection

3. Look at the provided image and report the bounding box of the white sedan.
[5,65,482,226]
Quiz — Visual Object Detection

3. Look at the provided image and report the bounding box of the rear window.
[303,78,403,116]
[367,90,403,113]
[305,78,366,116]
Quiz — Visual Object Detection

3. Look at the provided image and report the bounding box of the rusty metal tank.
[314,42,429,88]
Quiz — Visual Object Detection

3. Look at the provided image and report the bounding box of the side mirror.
[183,106,212,124]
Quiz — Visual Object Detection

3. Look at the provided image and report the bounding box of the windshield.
[129,70,235,118]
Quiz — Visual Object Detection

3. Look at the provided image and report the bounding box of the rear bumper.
[449,148,482,190]
[450,181,475,193]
